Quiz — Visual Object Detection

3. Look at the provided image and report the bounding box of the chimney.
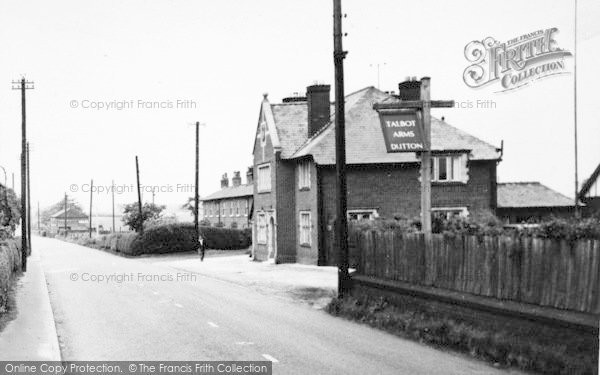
[246,166,254,185]
[232,171,242,187]
[306,84,331,137]
[398,77,421,101]
[220,173,229,188]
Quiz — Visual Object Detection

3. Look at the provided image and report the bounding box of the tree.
[0,185,21,238]
[122,202,165,232]
[182,197,198,216]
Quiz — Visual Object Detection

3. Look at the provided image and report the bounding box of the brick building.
[201,170,253,229]
[251,81,501,265]
[496,182,575,223]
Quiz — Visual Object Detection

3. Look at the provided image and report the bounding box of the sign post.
[374,77,453,237]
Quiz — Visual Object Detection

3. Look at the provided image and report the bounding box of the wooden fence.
[350,230,600,314]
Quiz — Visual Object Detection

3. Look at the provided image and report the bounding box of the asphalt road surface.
[36,236,524,375]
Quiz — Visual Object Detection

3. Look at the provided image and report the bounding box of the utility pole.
[26,142,31,252]
[111,179,115,233]
[420,79,432,236]
[89,179,93,238]
[333,0,349,298]
[573,0,580,217]
[135,156,143,234]
[64,193,68,237]
[194,121,200,247]
[12,77,34,271]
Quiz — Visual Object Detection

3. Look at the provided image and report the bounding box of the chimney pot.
[306,84,331,138]
[246,166,254,185]
[398,78,422,101]
[220,173,229,188]
[232,171,242,187]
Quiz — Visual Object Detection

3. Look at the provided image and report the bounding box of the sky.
[0,0,598,217]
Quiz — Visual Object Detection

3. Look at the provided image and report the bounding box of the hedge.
[93,224,252,256]
[0,239,22,312]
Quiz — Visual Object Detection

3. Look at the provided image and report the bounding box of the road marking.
[235,341,254,345]
[207,321,219,328]
[174,303,183,308]
[262,354,279,363]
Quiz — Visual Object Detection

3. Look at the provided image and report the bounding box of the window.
[221,202,225,217]
[257,213,267,244]
[244,201,248,216]
[258,164,271,191]
[432,207,468,220]
[299,211,311,246]
[235,201,240,217]
[298,160,311,189]
[432,154,467,182]
[229,201,234,217]
[347,209,378,221]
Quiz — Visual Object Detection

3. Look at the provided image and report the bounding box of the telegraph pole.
[194,121,200,245]
[420,78,432,236]
[111,179,116,233]
[89,179,93,238]
[333,0,349,298]
[12,77,34,271]
[26,142,31,252]
[135,156,143,234]
[64,193,68,237]
[573,0,580,217]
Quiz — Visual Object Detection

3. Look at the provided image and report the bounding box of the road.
[36,236,523,374]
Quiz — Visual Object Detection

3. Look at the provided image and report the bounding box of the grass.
[326,287,598,375]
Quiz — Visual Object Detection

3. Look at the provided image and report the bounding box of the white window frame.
[298,160,311,190]
[299,211,312,246]
[347,209,378,221]
[431,206,469,219]
[257,163,271,192]
[257,213,267,244]
[432,154,467,183]
[235,201,240,217]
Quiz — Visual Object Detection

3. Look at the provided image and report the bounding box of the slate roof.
[497,182,574,208]
[200,184,253,202]
[271,103,309,159]
[51,208,88,219]
[285,87,500,164]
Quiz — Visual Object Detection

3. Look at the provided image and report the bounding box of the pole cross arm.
[373,100,454,110]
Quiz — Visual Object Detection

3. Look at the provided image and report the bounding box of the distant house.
[579,163,600,215]
[49,208,89,233]
[251,80,501,265]
[201,169,253,229]
[496,182,575,223]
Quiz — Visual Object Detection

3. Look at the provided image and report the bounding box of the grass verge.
[326,287,598,375]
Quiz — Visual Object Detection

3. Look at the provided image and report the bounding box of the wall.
[202,197,252,229]
[294,159,319,265]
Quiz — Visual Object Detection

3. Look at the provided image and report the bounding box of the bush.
[129,223,252,255]
[0,239,22,312]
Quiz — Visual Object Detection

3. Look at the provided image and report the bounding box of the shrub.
[129,223,252,255]
[0,239,21,312]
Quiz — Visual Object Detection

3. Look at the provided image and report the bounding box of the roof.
[51,208,89,219]
[579,163,600,198]
[288,87,501,164]
[271,102,309,158]
[497,182,574,208]
[201,184,253,202]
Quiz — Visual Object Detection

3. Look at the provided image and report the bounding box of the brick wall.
[275,158,297,263]
[294,159,319,265]
[319,160,497,224]
[202,197,252,229]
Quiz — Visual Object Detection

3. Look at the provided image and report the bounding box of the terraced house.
[251,81,501,266]
[201,170,253,229]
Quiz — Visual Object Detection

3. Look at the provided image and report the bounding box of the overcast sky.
[0,0,598,216]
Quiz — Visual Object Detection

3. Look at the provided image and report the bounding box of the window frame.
[257,213,267,244]
[431,206,469,220]
[432,154,466,183]
[299,211,312,246]
[347,209,378,221]
[257,163,272,192]
[298,160,311,190]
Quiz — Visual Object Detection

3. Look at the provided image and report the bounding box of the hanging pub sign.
[378,109,425,152]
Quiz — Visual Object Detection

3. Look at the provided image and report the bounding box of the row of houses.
[200,78,596,266]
